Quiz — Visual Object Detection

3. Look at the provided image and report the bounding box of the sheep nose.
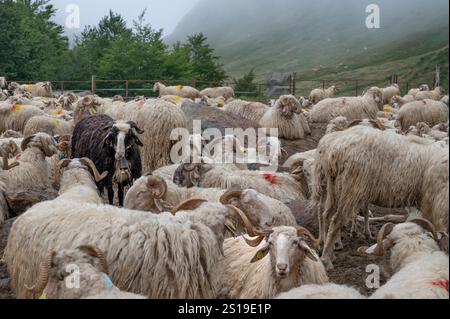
[277,263,288,271]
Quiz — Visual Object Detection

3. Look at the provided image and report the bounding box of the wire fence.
[10,68,443,100]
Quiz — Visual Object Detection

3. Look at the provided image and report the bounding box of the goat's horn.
[20,135,36,151]
[219,190,243,205]
[183,163,197,172]
[374,223,395,256]
[79,158,108,182]
[78,245,109,275]
[409,218,437,241]
[25,251,55,295]
[171,198,207,214]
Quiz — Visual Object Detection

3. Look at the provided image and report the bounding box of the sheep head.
[173,162,213,188]
[360,218,444,269]
[21,133,59,157]
[249,226,319,279]
[220,189,275,230]
[277,95,301,117]
[102,121,144,185]
[153,82,163,92]
[25,246,109,298]
[365,88,383,109]
[112,95,124,103]
[52,158,108,189]
[1,129,22,138]
[416,122,432,134]
[73,96,101,123]
[419,84,430,91]
[0,140,20,170]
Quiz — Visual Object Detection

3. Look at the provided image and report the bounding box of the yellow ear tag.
[175,96,182,103]
[240,146,246,153]
[428,232,435,239]
[89,108,97,115]
[39,292,47,299]
[256,251,265,260]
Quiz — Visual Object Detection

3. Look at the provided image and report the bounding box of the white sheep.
[397,99,448,131]
[220,226,328,299]
[415,86,442,101]
[24,246,146,299]
[381,84,400,105]
[276,283,365,299]
[259,95,311,140]
[153,82,201,100]
[408,84,429,98]
[5,158,261,299]
[309,87,383,123]
[313,126,449,270]
[124,177,297,228]
[390,94,415,108]
[361,218,449,299]
[309,86,337,105]
[416,122,449,141]
[173,162,307,204]
[0,102,44,134]
[222,99,269,123]
[23,115,73,137]
[200,86,235,100]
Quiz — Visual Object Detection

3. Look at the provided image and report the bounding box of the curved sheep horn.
[409,218,437,240]
[369,119,385,131]
[226,205,269,238]
[82,96,94,106]
[20,135,36,151]
[40,136,56,157]
[243,235,267,247]
[127,121,144,134]
[296,226,320,250]
[374,223,396,256]
[146,176,168,200]
[219,190,243,205]
[2,157,19,170]
[171,198,208,214]
[25,251,56,295]
[183,163,198,172]
[346,119,363,129]
[78,245,109,275]
[79,158,108,182]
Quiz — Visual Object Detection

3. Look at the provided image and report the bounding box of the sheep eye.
[292,240,299,246]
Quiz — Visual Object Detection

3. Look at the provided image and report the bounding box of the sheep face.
[173,163,212,188]
[363,219,444,272]
[25,246,109,299]
[416,122,432,134]
[1,129,22,138]
[102,121,144,184]
[365,88,383,109]
[419,84,430,91]
[21,133,59,157]
[251,227,319,278]
[276,95,301,118]
[74,96,101,123]
[153,82,162,93]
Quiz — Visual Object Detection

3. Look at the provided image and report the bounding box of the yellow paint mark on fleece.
[216,98,225,107]
[10,104,23,111]
[176,85,184,91]
[174,96,183,104]
[53,120,60,126]
[383,105,393,117]
[26,84,33,91]
[52,109,64,116]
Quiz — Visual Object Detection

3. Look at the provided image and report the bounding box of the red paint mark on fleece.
[422,100,427,106]
[431,280,449,292]
[261,172,277,185]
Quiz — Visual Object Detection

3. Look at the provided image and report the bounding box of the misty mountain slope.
[167,0,449,78]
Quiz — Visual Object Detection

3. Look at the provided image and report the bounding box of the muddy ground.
[0,103,402,298]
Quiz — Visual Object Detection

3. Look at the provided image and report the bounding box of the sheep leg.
[107,186,114,205]
[321,205,346,271]
[363,208,373,239]
[118,184,124,207]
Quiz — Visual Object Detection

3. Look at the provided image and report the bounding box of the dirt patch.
[0,219,15,299]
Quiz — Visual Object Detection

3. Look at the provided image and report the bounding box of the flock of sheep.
[0,78,448,299]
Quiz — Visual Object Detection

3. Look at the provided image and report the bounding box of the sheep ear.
[134,136,144,147]
[250,245,270,263]
[437,232,449,252]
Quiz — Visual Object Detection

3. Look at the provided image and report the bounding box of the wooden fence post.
[125,80,129,98]
[191,76,197,88]
[60,81,64,94]
[91,75,96,95]
[292,72,297,96]
[355,80,359,96]
[434,65,441,88]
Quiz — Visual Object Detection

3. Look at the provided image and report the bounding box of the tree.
[0,0,69,80]
[233,69,257,94]
[186,33,227,83]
